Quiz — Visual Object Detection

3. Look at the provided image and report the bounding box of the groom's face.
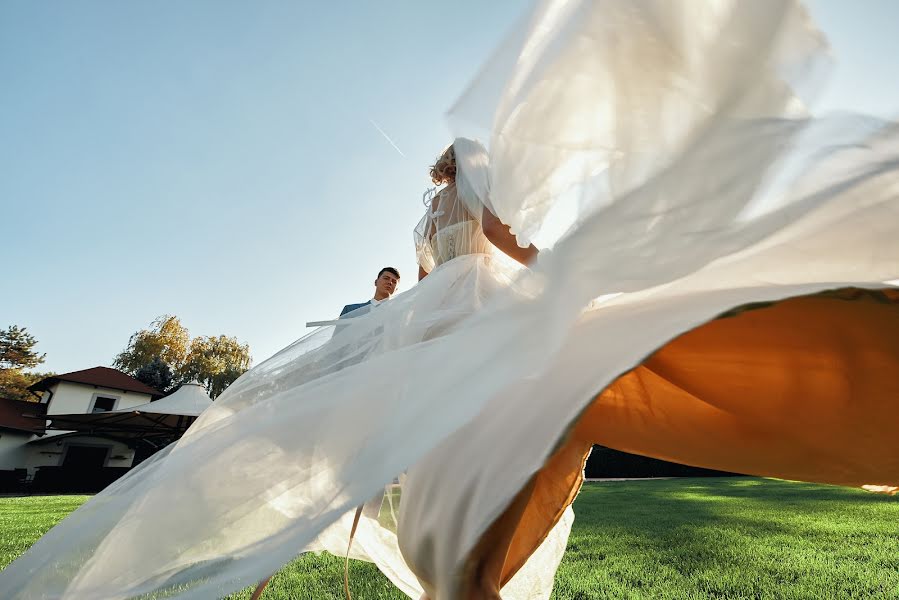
[375,271,399,297]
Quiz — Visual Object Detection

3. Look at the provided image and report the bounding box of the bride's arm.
[418,265,429,281]
[482,206,538,266]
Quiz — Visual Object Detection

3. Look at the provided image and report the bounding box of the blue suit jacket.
[339,301,372,318]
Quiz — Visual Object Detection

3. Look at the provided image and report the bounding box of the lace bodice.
[429,221,493,265]
[415,183,493,271]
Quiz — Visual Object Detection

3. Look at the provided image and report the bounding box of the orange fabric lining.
[487,288,899,590]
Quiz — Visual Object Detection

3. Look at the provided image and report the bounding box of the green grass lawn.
[2,478,897,599]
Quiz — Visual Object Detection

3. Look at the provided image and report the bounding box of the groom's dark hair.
[378,267,400,279]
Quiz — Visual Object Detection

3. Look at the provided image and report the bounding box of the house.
[0,398,46,473]
[46,381,213,465]
[0,368,223,493]
[24,367,164,473]
[0,367,164,484]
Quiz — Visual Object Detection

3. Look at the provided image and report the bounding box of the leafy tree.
[0,325,50,402]
[134,356,174,394]
[179,335,251,399]
[0,369,55,403]
[115,317,250,399]
[0,325,45,370]
[113,316,189,376]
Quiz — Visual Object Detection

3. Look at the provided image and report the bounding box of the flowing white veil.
[450,0,829,250]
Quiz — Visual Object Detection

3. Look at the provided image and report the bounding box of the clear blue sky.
[3,1,897,375]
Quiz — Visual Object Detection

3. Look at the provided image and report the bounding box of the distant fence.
[28,466,131,494]
[585,446,740,478]
[0,447,737,495]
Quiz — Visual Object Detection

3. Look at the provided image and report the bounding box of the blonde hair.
[429,144,457,185]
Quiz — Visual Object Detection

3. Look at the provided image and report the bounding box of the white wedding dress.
[305,178,574,599]
[2,1,898,599]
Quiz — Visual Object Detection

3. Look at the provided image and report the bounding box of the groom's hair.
[378,267,400,279]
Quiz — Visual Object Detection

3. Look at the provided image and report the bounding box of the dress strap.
[423,187,444,218]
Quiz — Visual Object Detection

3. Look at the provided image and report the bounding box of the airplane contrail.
[368,119,406,157]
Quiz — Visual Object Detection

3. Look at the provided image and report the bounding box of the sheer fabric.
[449,0,828,249]
[414,176,494,274]
[1,1,898,599]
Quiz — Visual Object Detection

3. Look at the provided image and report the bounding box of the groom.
[339,267,400,318]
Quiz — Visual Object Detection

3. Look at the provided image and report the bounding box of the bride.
[2,1,898,599]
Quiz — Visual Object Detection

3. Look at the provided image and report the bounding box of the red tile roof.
[0,397,47,434]
[28,367,164,399]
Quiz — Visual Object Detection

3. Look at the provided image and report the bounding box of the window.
[91,396,117,413]
[88,392,120,413]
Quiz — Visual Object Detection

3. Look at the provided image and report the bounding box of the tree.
[134,357,174,394]
[0,369,55,403]
[179,335,251,399]
[0,325,50,402]
[0,325,45,371]
[113,316,189,376]
[114,317,251,399]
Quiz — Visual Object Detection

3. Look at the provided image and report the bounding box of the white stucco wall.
[25,435,135,471]
[25,434,66,470]
[0,430,34,470]
[45,382,153,416]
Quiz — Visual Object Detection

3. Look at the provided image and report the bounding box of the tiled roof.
[28,367,163,398]
[0,397,47,434]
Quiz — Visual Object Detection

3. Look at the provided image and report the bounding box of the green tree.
[113,316,189,376]
[0,325,52,402]
[0,325,45,370]
[0,369,55,403]
[134,356,175,394]
[115,317,250,399]
[179,335,251,399]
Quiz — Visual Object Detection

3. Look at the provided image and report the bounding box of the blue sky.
[3,1,898,375]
